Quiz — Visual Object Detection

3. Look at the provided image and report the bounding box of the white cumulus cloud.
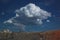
[4,3,51,31]
[15,3,51,24]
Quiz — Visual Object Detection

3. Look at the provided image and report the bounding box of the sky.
[0,0,60,32]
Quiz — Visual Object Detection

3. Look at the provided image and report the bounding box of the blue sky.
[0,0,60,32]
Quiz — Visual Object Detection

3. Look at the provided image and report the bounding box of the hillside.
[0,30,60,40]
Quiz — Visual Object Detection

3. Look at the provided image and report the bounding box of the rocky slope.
[0,30,60,40]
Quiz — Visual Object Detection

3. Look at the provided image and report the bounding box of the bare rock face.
[0,30,60,40]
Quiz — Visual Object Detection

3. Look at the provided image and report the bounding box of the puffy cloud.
[15,3,51,24]
[4,3,51,31]
[46,20,50,22]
